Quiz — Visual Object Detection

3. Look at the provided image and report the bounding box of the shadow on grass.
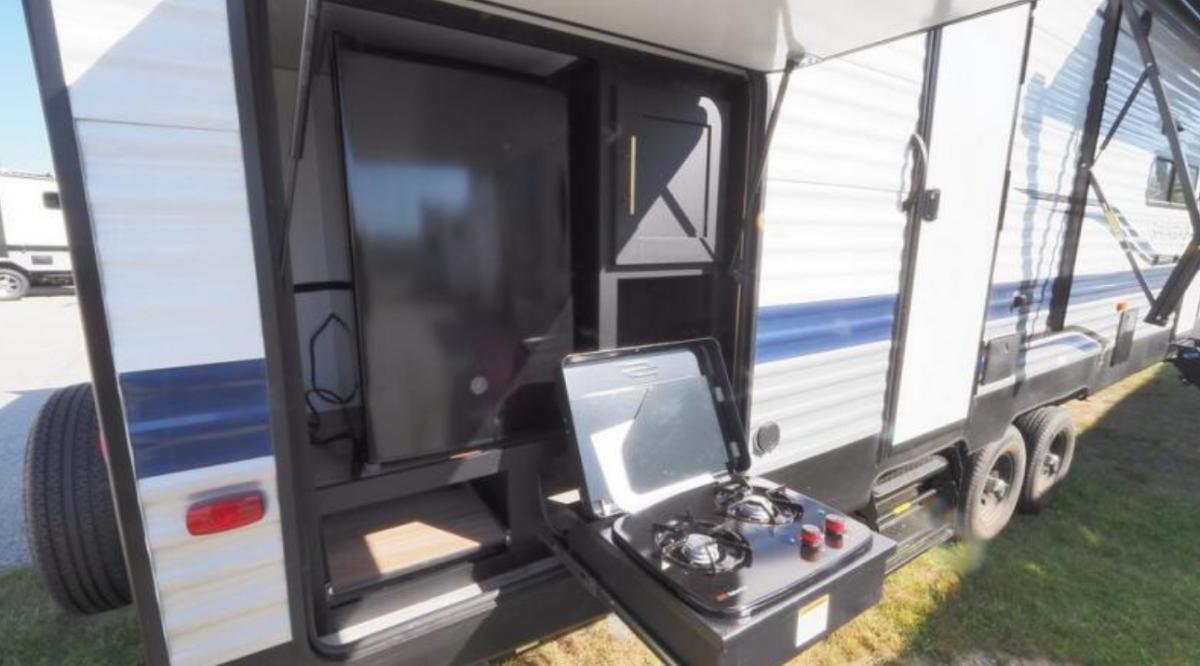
[898,366,1200,666]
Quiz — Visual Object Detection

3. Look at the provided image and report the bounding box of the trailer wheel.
[0,266,30,300]
[960,426,1026,542]
[1013,406,1076,513]
[22,383,131,614]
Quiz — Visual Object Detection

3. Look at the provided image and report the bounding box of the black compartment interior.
[265,0,751,639]
[617,274,717,346]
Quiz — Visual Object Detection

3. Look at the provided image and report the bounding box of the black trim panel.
[228,0,329,650]
[762,435,879,513]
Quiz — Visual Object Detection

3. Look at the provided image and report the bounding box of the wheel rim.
[1033,431,1069,495]
[979,451,1016,520]
[1043,432,1068,479]
[0,273,21,297]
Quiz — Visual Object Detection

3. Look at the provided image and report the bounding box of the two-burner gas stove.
[614,475,874,617]
[552,339,895,666]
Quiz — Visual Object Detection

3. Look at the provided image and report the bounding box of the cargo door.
[748,33,930,476]
[889,5,1032,447]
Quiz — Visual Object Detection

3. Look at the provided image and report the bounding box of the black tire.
[22,383,131,614]
[960,426,1027,542]
[1013,406,1076,513]
[0,267,30,301]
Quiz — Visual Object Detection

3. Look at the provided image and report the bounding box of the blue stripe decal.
[756,265,1176,366]
[755,293,897,364]
[119,358,273,478]
[984,265,1172,322]
[112,265,1173,476]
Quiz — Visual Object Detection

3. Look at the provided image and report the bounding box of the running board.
[871,456,949,502]
[863,454,957,573]
[886,525,955,574]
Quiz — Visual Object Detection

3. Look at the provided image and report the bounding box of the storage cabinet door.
[748,33,928,473]
[615,82,727,265]
[889,5,1031,447]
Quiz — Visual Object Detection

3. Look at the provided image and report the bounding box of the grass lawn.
[511,364,1200,666]
[3,364,1198,665]
[0,566,140,665]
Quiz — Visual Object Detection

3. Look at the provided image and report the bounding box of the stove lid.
[559,339,747,518]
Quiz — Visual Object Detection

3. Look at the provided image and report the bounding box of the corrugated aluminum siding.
[981,0,1200,393]
[1068,0,1200,339]
[749,34,926,470]
[46,0,291,663]
[985,0,1106,344]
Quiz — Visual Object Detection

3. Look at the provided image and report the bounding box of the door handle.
[904,133,939,221]
[628,135,637,216]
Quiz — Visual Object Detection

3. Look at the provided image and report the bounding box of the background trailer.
[0,170,71,299]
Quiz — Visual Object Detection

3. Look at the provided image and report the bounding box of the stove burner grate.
[714,477,804,525]
[652,518,750,574]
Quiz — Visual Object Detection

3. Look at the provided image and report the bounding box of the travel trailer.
[19,0,1200,664]
[0,170,71,299]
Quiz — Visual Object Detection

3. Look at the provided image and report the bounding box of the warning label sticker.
[795,595,830,647]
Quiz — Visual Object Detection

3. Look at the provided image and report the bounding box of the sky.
[0,0,53,174]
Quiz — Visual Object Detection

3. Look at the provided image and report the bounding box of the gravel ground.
[0,290,90,571]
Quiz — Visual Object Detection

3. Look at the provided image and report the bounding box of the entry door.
[890,5,1032,447]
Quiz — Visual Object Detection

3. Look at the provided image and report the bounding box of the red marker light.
[825,514,848,537]
[186,492,265,536]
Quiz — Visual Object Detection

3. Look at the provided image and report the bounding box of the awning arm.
[747,56,801,215]
[1095,66,1148,160]
[276,0,323,277]
[1116,0,1200,324]
[731,54,800,283]
[1087,174,1158,303]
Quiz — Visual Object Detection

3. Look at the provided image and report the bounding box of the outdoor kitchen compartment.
[550,339,895,665]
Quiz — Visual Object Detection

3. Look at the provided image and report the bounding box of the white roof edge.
[451,0,1032,71]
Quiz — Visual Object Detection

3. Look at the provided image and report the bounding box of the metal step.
[872,455,949,502]
[885,524,955,574]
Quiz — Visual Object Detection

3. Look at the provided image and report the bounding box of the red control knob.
[800,524,825,549]
[825,514,848,537]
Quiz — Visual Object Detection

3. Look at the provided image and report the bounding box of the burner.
[653,519,749,574]
[714,478,803,525]
[680,533,722,567]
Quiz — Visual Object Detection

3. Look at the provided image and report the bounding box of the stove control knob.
[824,514,848,537]
[800,524,824,558]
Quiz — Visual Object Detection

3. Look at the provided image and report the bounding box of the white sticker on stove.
[795,595,830,648]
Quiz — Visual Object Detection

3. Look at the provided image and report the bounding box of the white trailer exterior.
[750,0,1200,488]
[19,0,1200,665]
[0,170,72,299]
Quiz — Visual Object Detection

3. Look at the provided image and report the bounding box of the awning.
[478,0,1032,70]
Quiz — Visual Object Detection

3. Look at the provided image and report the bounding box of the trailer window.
[42,191,61,210]
[1146,157,1199,207]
